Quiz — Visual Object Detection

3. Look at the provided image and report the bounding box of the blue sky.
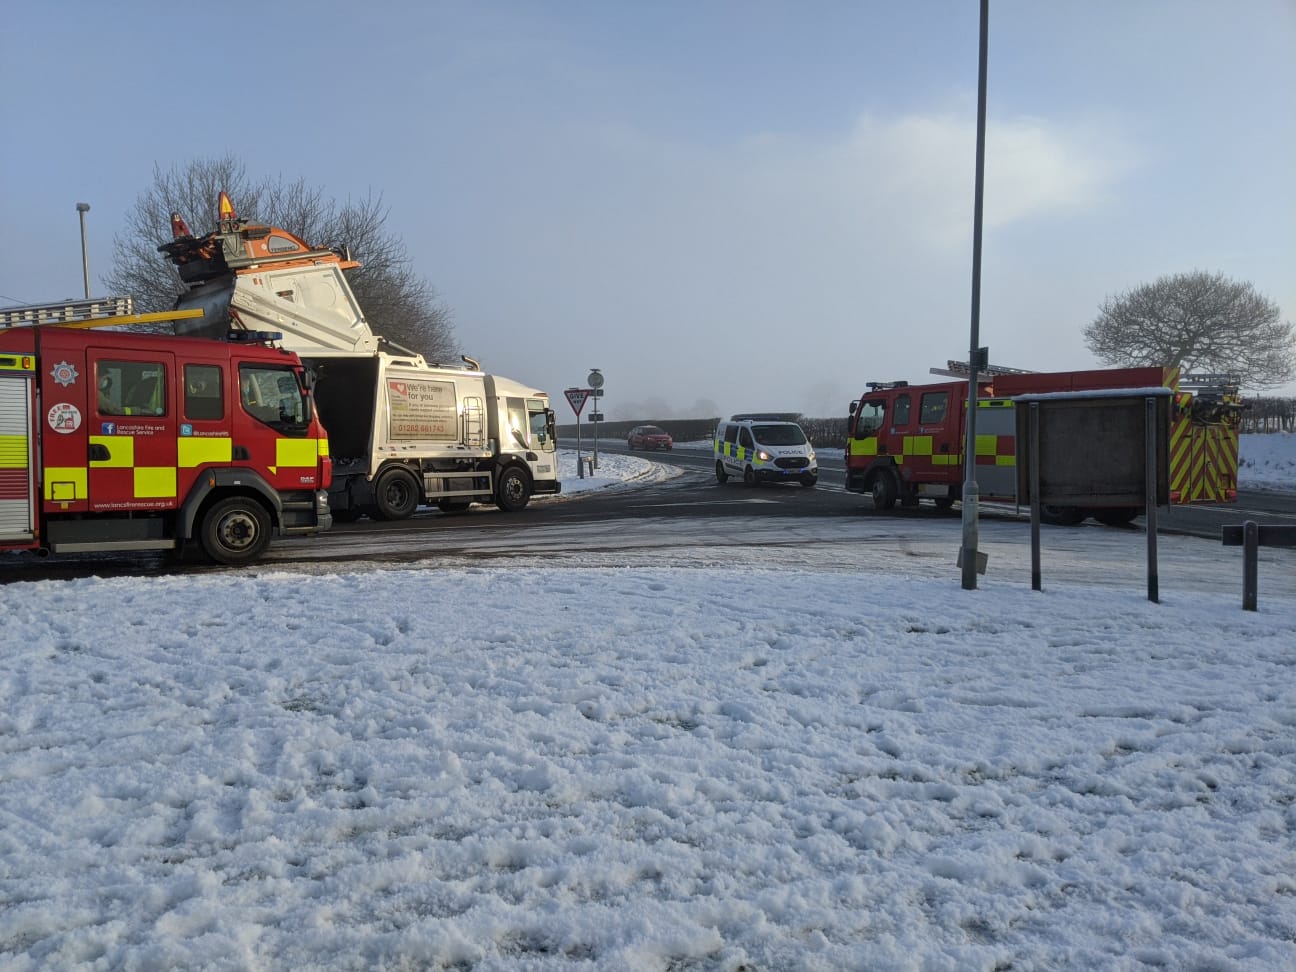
[3,1,1293,416]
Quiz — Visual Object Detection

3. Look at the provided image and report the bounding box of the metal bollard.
[1243,520,1258,612]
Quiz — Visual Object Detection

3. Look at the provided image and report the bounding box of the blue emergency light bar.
[227,330,283,343]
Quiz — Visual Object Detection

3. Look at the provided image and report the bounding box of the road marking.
[629,499,782,508]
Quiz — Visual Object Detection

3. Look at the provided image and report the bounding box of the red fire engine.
[844,363,1243,525]
[0,300,333,564]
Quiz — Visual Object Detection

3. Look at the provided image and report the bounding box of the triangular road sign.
[564,387,591,415]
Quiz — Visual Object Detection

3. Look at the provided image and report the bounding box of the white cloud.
[441,105,1142,417]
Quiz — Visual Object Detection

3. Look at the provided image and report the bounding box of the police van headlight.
[808,449,816,462]
[757,450,772,462]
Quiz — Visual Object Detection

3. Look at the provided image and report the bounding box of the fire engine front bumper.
[280,489,332,534]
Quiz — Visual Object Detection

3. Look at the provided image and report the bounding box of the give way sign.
[564,387,591,416]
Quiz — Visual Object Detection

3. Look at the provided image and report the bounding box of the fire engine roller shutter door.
[0,370,36,541]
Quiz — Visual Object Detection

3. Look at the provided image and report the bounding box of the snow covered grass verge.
[1,567,1294,970]
[549,449,685,497]
[1239,431,1296,491]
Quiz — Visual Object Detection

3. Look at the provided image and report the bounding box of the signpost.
[564,387,591,477]
[587,369,604,469]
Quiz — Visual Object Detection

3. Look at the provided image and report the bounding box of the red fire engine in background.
[0,299,332,564]
[845,362,1244,525]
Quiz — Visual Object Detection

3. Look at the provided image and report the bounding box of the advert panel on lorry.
[387,378,459,441]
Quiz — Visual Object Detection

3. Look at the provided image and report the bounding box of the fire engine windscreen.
[852,402,886,436]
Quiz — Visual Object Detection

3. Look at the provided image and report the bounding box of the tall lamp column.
[76,202,91,299]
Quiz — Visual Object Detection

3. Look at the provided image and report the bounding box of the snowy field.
[1,436,1294,970]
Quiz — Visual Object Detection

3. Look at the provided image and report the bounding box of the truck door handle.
[88,444,110,461]
[233,446,250,460]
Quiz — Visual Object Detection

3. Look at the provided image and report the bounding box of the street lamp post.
[959,0,990,591]
[76,202,91,299]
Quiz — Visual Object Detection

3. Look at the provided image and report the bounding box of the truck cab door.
[527,401,556,453]
[89,350,179,511]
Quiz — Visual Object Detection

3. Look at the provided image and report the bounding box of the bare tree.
[107,157,259,315]
[105,156,456,360]
[1083,271,1294,389]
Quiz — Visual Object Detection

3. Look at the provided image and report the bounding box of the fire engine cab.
[0,298,333,564]
[845,363,1243,525]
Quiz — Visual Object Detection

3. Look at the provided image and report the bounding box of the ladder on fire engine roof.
[0,295,202,331]
[930,359,1036,379]
[931,359,1240,393]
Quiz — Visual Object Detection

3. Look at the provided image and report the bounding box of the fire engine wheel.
[933,497,955,511]
[1093,507,1140,527]
[200,497,272,565]
[495,466,532,512]
[715,461,729,484]
[373,466,421,521]
[870,470,899,510]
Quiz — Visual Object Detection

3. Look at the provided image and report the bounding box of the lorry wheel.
[715,461,728,484]
[870,470,898,510]
[1040,505,1086,526]
[495,466,531,512]
[373,466,420,520]
[1093,507,1139,527]
[200,496,272,565]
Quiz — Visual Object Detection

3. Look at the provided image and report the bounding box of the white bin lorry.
[161,193,559,521]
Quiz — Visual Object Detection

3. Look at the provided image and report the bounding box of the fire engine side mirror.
[848,400,858,415]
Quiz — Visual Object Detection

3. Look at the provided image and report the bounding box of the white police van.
[713,414,818,487]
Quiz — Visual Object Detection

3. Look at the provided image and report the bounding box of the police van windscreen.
[754,424,807,446]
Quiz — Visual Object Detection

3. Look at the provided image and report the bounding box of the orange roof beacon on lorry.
[0,303,332,565]
[844,362,1243,525]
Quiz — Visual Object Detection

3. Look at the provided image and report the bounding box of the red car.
[627,425,673,450]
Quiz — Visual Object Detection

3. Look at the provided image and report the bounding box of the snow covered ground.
[1236,430,1296,491]
[1,436,1294,970]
